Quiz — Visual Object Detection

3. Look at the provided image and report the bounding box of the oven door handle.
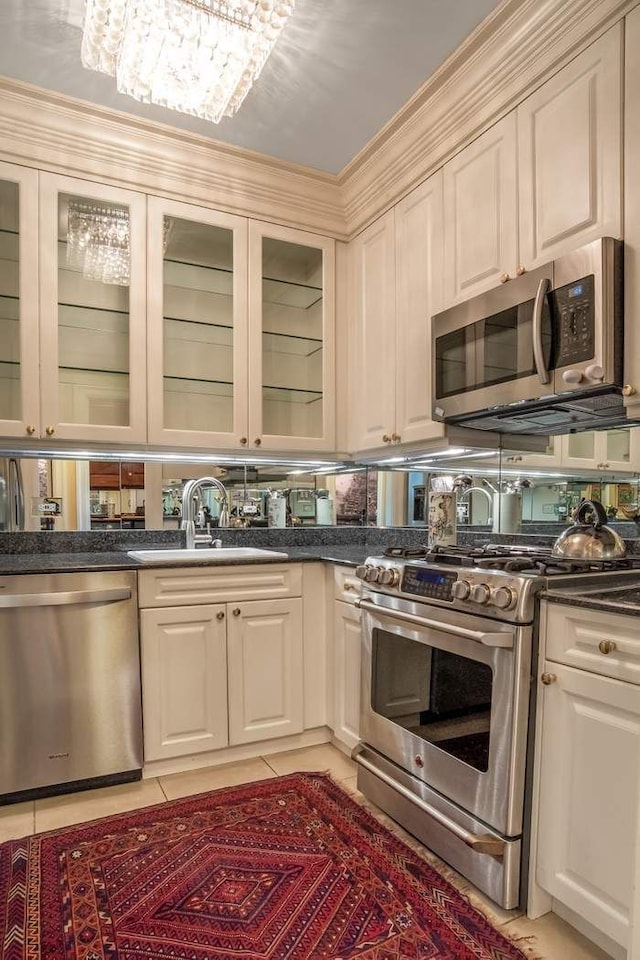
[356,598,514,648]
[533,276,551,385]
[355,752,505,858]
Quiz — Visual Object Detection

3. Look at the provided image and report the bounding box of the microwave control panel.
[553,274,595,367]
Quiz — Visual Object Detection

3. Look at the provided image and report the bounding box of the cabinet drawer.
[333,566,362,604]
[544,602,640,684]
[138,563,302,608]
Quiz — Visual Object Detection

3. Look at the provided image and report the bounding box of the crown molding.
[339,0,638,238]
[0,77,347,239]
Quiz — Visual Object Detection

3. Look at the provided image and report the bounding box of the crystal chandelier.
[81,0,295,123]
[67,201,172,285]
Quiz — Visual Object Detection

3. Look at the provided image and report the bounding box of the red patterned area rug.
[0,772,531,959]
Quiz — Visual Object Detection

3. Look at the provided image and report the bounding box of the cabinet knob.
[541,672,557,685]
[391,433,401,442]
[239,437,248,446]
[382,434,391,443]
[343,583,357,592]
[622,384,637,397]
[516,265,526,276]
[45,425,55,436]
[254,438,262,447]
[232,607,241,617]
[25,424,36,436]
[598,639,617,655]
[216,611,225,621]
[500,273,510,284]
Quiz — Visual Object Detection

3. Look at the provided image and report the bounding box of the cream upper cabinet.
[517,26,622,269]
[147,206,335,453]
[394,172,445,446]
[350,211,396,451]
[0,162,39,439]
[351,172,445,453]
[39,174,148,443]
[146,197,248,449]
[248,222,335,452]
[443,114,518,305]
[443,25,621,309]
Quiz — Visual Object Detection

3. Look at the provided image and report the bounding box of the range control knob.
[379,567,400,587]
[585,363,604,382]
[365,566,384,583]
[355,565,369,581]
[451,579,472,600]
[470,583,491,605]
[562,369,583,384]
[491,585,518,610]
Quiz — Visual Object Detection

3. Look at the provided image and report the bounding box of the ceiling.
[0,0,502,174]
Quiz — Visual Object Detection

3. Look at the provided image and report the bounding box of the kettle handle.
[576,499,608,528]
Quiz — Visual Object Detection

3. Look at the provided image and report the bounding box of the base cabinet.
[139,565,305,763]
[227,598,303,745]
[534,602,640,953]
[333,599,362,750]
[140,604,228,762]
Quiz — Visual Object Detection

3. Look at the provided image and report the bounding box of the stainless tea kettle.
[551,499,626,559]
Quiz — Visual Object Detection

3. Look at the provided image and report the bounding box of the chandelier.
[81,0,295,123]
[67,201,172,285]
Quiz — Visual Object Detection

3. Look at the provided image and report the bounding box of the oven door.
[359,594,531,837]
[432,263,553,421]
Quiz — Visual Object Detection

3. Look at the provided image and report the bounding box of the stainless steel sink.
[127,547,289,563]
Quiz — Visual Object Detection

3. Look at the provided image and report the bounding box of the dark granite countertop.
[0,545,374,576]
[543,580,640,617]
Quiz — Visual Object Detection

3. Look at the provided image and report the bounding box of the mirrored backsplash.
[4,438,640,535]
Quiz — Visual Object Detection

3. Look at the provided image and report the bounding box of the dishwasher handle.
[0,587,132,609]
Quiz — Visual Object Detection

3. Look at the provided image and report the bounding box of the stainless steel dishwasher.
[0,570,143,801]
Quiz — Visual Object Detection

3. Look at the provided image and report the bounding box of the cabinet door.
[227,597,303,745]
[350,211,396,451]
[443,114,518,305]
[140,604,228,762]
[536,662,640,948]
[0,162,39,439]
[518,26,622,269]
[247,222,335,451]
[394,171,446,446]
[333,599,362,750]
[38,174,147,442]
[147,197,249,449]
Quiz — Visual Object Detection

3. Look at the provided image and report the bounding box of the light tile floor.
[0,743,612,960]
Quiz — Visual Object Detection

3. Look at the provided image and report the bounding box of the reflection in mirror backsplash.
[3,432,640,535]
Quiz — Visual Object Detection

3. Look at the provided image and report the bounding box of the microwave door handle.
[533,277,551,384]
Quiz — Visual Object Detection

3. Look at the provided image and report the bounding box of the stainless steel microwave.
[431,238,631,435]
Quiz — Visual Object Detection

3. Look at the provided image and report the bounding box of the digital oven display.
[568,283,584,298]
[401,566,457,600]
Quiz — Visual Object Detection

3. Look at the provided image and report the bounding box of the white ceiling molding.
[339,0,638,238]
[0,77,346,238]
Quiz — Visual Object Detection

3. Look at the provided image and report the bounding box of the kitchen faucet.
[181,477,229,549]
[458,487,493,527]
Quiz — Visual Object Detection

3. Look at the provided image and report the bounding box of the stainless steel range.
[353,544,640,909]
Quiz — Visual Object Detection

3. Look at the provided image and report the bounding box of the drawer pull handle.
[598,639,617,655]
[541,673,557,685]
[216,611,225,621]
[232,607,241,617]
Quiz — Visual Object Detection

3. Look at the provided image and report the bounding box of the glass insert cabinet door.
[38,174,147,442]
[146,197,248,447]
[248,222,335,451]
[0,162,39,439]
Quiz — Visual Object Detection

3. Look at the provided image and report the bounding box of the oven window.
[371,630,493,772]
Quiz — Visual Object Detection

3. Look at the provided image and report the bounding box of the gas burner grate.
[383,546,429,558]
